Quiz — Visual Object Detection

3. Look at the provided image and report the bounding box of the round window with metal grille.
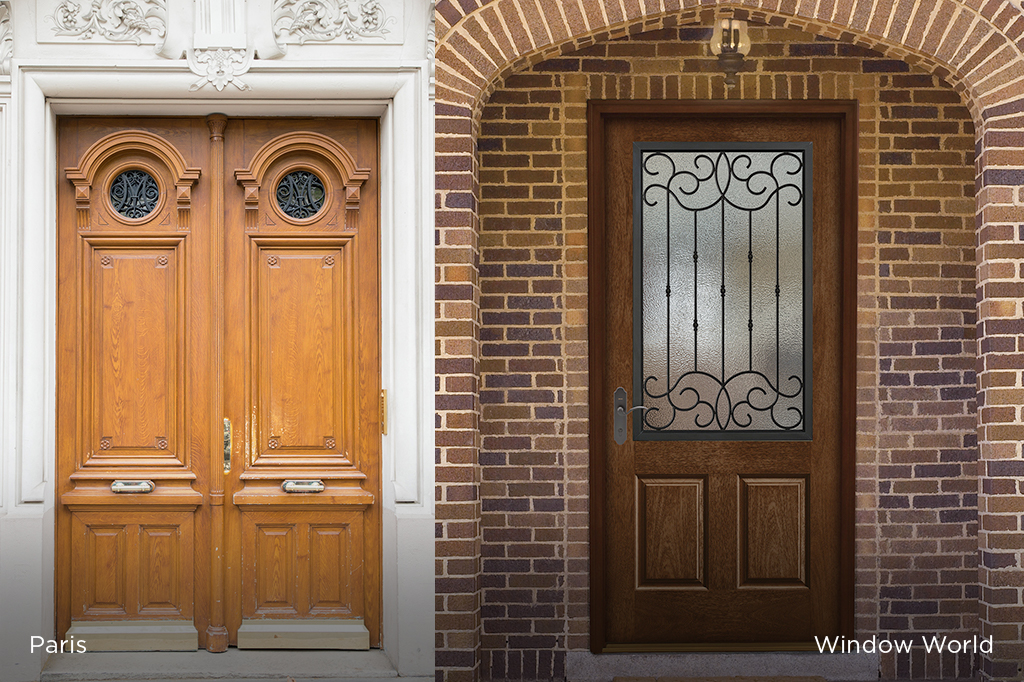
[110,170,160,219]
[276,170,326,219]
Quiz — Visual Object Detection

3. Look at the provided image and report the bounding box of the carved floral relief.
[273,0,398,47]
[45,0,167,47]
[0,2,11,75]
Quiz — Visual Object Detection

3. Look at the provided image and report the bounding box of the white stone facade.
[0,1,435,680]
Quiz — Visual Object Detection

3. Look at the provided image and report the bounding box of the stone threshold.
[613,678,830,682]
[40,649,429,682]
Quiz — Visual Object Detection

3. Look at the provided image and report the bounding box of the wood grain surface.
[56,116,381,649]
[588,101,856,652]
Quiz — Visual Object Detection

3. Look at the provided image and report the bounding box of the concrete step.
[613,678,829,682]
[613,678,828,682]
[40,649,429,682]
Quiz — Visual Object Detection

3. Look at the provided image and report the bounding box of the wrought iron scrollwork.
[635,145,811,438]
[109,169,159,219]
[276,170,326,219]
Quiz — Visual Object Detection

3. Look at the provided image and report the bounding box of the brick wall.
[469,23,979,680]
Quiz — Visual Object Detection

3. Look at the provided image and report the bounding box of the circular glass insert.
[110,169,160,219]
[276,170,326,219]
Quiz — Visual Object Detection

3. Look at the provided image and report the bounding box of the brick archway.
[436,3,1024,681]
[436,0,1024,116]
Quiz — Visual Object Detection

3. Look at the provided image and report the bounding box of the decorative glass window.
[276,170,326,219]
[633,142,812,440]
[110,170,159,219]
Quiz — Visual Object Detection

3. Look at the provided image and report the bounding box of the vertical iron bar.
[775,172,781,391]
[748,210,753,371]
[721,196,725,387]
[665,190,671,421]
[693,210,698,371]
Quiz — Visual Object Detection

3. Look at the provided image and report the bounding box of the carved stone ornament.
[47,0,167,48]
[273,0,394,47]
[186,46,254,92]
[426,2,435,97]
[0,2,11,76]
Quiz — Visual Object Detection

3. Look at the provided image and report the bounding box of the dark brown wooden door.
[56,116,380,650]
[588,101,856,652]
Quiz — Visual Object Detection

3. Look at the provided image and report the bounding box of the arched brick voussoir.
[437,0,1024,123]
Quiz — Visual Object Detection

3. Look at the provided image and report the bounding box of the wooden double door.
[56,116,381,650]
[588,101,856,651]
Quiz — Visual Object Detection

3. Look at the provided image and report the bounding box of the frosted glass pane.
[635,145,810,437]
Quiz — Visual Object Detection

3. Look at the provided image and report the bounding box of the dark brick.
[533,58,580,72]
[864,59,911,72]
[915,341,963,355]
[987,460,1024,477]
[889,601,938,614]
[983,169,1024,186]
[507,390,555,403]
[912,495,960,508]
[880,152,913,165]
[790,43,835,56]
[982,552,1018,569]
[939,509,977,523]
[582,59,631,73]
[914,464,962,478]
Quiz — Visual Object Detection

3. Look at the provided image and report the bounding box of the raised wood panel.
[242,511,363,619]
[84,241,184,468]
[71,511,194,620]
[636,477,705,588]
[739,477,808,587]
[255,525,299,615]
[309,524,354,615]
[253,242,353,465]
[79,522,128,616]
[139,525,184,615]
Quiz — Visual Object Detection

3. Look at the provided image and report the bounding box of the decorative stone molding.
[186,46,253,91]
[45,0,167,48]
[0,2,11,75]
[426,2,434,98]
[273,0,394,48]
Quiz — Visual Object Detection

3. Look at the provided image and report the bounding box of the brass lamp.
[710,18,750,89]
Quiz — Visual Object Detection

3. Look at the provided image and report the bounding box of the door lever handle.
[613,387,656,445]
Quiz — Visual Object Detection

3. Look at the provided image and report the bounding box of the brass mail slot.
[110,480,155,494]
[281,479,326,493]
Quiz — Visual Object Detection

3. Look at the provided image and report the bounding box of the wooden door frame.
[586,99,858,653]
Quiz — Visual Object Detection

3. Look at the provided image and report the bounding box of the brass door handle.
[111,480,155,494]
[223,418,232,473]
[281,479,325,493]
